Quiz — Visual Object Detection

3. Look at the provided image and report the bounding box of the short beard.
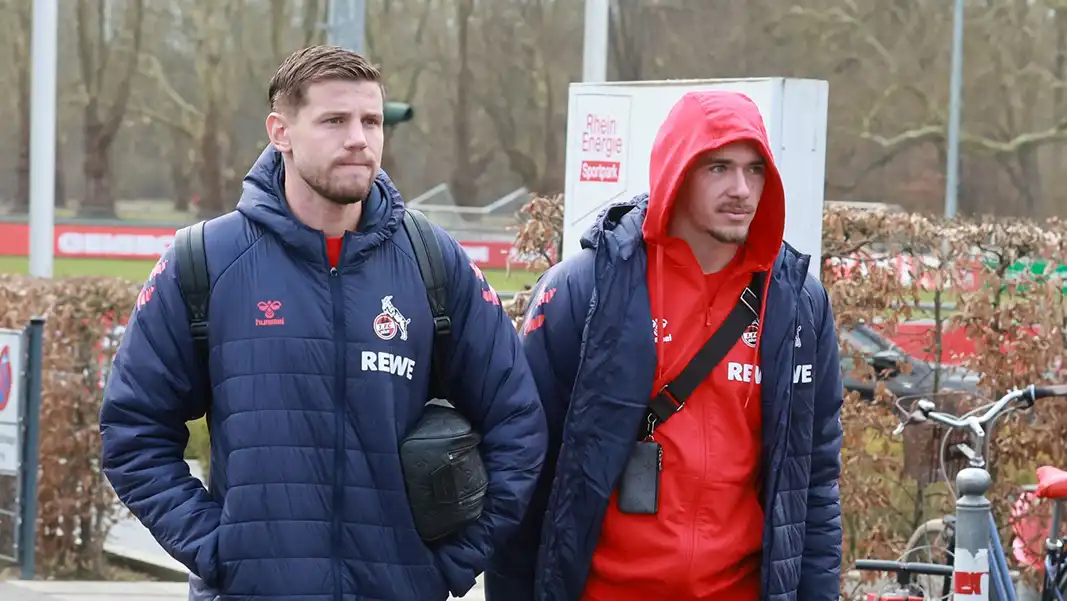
[292,154,373,206]
[311,181,365,206]
[303,172,370,206]
[708,226,749,245]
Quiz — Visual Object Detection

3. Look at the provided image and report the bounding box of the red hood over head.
[641,90,785,273]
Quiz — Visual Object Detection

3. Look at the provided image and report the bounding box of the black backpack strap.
[402,209,452,398]
[173,220,211,379]
[645,272,764,435]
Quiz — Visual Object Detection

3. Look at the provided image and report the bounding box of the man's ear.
[265,112,292,152]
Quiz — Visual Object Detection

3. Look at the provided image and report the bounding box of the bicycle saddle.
[1036,465,1067,499]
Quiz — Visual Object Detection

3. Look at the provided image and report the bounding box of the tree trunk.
[15,95,29,213]
[197,100,226,218]
[449,0,484,210]
[55,136,66,210]
[78,107,116,218]
[171,153,192,212]
[12,0,31,214]
[1019,147,1043,217]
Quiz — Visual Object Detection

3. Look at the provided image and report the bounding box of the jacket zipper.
[329,262,346,601]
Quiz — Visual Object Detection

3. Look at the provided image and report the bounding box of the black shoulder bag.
[172,209,488,544]
[617,272,763,515]
[396,209,489,543]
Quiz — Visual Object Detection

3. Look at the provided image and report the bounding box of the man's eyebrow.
[315,110,349,120]
[314,110,384,120]
[705,155,766,165]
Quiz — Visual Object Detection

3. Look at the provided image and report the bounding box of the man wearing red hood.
[485,90,844,601]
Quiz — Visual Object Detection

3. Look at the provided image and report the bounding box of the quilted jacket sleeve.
[798,282,844,601]
[426,230,549,597]
[484,251,594,601]
[99,249,223,586]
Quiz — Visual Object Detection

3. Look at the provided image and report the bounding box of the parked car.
[840,323,982,401]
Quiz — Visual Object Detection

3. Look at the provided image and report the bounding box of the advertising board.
[0,329,24,475]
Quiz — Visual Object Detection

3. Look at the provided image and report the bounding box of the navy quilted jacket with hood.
[100,146,548,601]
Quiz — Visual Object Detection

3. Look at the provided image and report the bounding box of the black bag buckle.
[648,385,683,424]
[433,316,452,336]
[189,320,209,341]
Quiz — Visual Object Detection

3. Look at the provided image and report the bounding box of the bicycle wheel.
[902,518,955,601]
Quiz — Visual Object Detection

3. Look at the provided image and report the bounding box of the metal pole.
[327,0,366,55]
[28,0,58,278]
[954,467,994,601]
[943,0,965,219]
[582,0,609,82]
[18,318,45,580]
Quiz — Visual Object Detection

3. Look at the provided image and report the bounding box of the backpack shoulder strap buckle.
[433,315,452,336]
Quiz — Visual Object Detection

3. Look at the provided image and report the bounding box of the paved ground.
[0,581,190,601]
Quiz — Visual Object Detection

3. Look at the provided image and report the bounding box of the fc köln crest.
[742,319,759,348]
[374,295,411,341]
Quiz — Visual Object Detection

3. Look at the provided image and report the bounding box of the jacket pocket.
[188,571,221,601]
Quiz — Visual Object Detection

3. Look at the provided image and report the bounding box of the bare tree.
[447,0,493,206]
[610,0,644,81]
[478,0,579,196]
[134,0,330,218]
[968,0,1067,216]
[1,0,33,213]
[73,0,145,217]
[368,0,434,180]
[791,0,1067,215]
[14,0,1067,221]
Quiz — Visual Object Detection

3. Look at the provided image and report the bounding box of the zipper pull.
[330,267,339,277]
[705,306,714,327]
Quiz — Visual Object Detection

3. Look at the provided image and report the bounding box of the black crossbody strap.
[646,272,764,430]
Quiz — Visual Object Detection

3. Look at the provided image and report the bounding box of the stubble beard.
[302,166,372,206]
[310,179,366,206]
[709,225,749,245]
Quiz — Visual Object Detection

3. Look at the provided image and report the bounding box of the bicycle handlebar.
[892,384,1067,436]
[854,558,955,577]
[1032,384,1067,399]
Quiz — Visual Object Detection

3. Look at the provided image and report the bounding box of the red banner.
[0,221,535,270]
[0,222,176,260]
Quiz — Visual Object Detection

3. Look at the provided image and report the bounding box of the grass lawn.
[0,256,542,292]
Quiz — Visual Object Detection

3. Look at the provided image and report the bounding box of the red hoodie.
[580,91,786,601]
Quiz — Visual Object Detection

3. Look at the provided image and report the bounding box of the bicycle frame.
[889,384,1067,601]
[916,465,1067,601]
[855,559,954,600]
[988,503,1066,601]
[1037,498,1066,601]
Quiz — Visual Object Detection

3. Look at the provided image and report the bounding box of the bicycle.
[854,559,954,601]
[854,384,1067,601]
